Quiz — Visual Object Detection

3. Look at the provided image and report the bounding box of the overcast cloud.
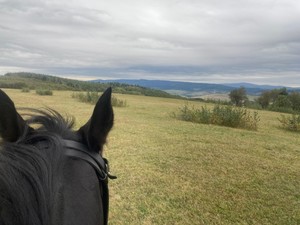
[0,0,300,86]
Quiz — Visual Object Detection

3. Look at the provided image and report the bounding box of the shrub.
[72,92,99,104]
[21,88,30,93]
[278,114,300,132]
[245,100,262,110]
[111,95,127,107]
[36,89,53,96]
[72,92,127,107]
[174,103,260,130]
[204,98,231,106]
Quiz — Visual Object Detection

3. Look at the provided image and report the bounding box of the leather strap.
[63,139,116,225]
[63,140,108,180]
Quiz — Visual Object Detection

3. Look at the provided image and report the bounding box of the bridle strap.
[63,140,108,180]
[63,140,116,225]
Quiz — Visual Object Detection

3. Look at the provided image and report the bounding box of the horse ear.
[0,89,28,142]
[78,88,114,153]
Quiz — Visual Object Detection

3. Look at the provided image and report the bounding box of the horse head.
[0,88,114,225]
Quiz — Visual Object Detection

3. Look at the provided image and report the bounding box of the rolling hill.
[0,72,181,99]
[1,73,298,99]
[93,79,300,97]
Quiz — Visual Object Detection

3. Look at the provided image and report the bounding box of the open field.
[3,89,300,225]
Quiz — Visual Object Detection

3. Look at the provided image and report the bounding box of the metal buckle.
[104,158,117,180]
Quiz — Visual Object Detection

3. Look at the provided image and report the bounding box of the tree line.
[229,87,300,113]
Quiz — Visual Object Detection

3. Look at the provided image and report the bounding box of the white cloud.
[0,0,300,86]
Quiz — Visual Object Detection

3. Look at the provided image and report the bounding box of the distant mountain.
[222,83,285,90]
[93,79,232,97]
[93,79,300,97]
[94,79,231,92]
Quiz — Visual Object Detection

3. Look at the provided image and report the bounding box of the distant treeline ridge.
[0,72,182,99]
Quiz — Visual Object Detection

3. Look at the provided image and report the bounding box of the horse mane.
[0,109,76,225]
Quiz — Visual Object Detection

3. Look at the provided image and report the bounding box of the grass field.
[3,89,300,225]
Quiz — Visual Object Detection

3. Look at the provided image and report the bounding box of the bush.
[278,114,300,132]
[204,98,231,105]
[21,88,30,93]
[72,92,127,107]
[72,92,99,104]
[111,95,127,107]
[36,89,53,95]
[173,103,260,130]
[245,100,262,110]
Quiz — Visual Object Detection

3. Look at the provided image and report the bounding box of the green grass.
[3,89,300,225]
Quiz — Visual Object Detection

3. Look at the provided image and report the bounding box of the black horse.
[0,88,115,225]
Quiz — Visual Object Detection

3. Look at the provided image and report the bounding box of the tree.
[257,91,271,109]
[229,87,248,106]
[272,95,292,110]
[277,87,288,96]
[257,88,289,109]
[289,92,300,112]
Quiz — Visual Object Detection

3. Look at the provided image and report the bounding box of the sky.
[0,0,300,86]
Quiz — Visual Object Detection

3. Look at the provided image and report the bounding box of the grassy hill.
[0,72,181,99]
[3,89,300,225]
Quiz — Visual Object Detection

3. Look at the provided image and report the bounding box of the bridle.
[63,140,116,225]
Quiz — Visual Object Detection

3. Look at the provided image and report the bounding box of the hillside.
[94,79,233,97]
[0,72,181,99]
[94,79,300,97]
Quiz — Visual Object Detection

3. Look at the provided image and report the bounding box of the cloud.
[0,0,300,86]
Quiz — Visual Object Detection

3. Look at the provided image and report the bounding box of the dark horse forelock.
[0,109,68,225]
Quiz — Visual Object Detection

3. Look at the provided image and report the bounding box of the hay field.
[3,89,300,225]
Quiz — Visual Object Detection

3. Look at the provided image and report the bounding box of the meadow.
[3,89,300,225]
